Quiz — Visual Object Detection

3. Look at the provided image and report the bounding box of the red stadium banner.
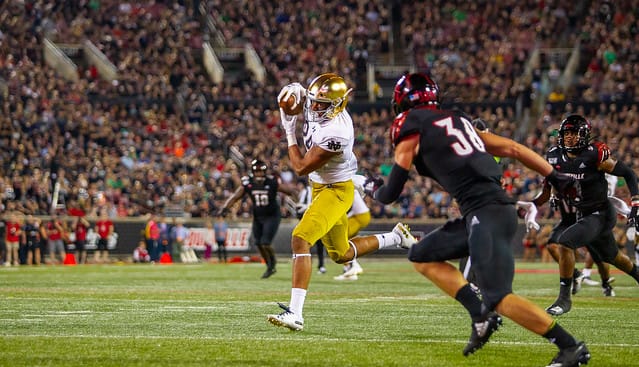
[185,227,251,251]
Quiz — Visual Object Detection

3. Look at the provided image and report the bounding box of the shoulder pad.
[390,112,408,147]
[592,141,610,164]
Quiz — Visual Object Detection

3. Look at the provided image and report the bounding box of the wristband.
[286,134,297,147]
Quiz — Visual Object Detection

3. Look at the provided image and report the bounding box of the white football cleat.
[342,260,363,277]
[582,276,599,286]
[393,222,417,249]
[267,303,304,331]
[333,274,358,281]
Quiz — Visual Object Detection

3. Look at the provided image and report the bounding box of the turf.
[1,259,638,366]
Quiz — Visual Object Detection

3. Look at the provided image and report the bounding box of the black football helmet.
[558,115,591,153]
[391,73,440,115]
[250,159,267,182]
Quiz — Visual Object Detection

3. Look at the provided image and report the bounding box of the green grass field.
[1,259,638,367]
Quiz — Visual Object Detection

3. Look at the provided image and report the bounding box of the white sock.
[375,232,400,249]
[290,288,307,317]
[582,268,592,277]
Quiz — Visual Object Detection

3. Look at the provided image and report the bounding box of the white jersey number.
[434,117,485,156]
[252,193,269,207]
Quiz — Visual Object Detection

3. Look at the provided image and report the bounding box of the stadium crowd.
[1,0,638,227]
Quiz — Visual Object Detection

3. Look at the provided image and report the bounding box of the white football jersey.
[304,111,357,184]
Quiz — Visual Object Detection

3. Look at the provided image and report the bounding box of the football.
[279,94,304,115]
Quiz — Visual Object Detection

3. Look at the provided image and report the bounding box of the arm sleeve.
[374,164,410,204]
[610,161,639,197]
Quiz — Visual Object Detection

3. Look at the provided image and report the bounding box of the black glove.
[363,176,385,198]
[628,196,639,231]
[545,169,575,198]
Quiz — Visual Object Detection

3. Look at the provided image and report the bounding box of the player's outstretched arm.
[479,131,552,176]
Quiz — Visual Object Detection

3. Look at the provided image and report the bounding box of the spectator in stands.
[159,216,172,258]
[171,218,192,263]
[0,216,5,266]
[23,216,42,266]
[133,240,151,263]
[43,215,66,265]
[214,215,228,263]
[94,210,114,264]
[144,214,161,262]
[1,0,638,228]
[4,213,22,266]
[73,215,90,265]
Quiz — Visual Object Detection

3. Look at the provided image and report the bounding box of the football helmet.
[250,159,267,182]
[304,73,353,123]
[392,73,440,115]
[558,114,591,153]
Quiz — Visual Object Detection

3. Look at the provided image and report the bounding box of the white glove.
[608,195,630,217]
[279,108,297,135]
[278,82,306,108]
[353,175,367,198]
[353,174,384,198]
[280,107,297,147]
[516,201,540,232]
[295,203,307,215]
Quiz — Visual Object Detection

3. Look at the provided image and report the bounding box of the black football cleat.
[261,268,276,279]
[463,312,503,356]
[546,341,591,367]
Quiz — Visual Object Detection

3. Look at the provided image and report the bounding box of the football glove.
[279,108,297,136]
[545,169,575,198]
[278,82,306,108]
[364,175,385,198]
[352,174,384,198]
[608,196,630,217]
[516,201,540,232]
[352,175,367,198]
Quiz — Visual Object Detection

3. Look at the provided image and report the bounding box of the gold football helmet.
[304,73,353,122]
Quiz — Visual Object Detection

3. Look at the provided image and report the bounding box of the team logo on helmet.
[392,73,440,115]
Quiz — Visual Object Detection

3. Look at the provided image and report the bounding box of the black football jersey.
[545,143,609,214]
[552,195,578,224]
[392,108,513,215]
[242,175,281,217]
